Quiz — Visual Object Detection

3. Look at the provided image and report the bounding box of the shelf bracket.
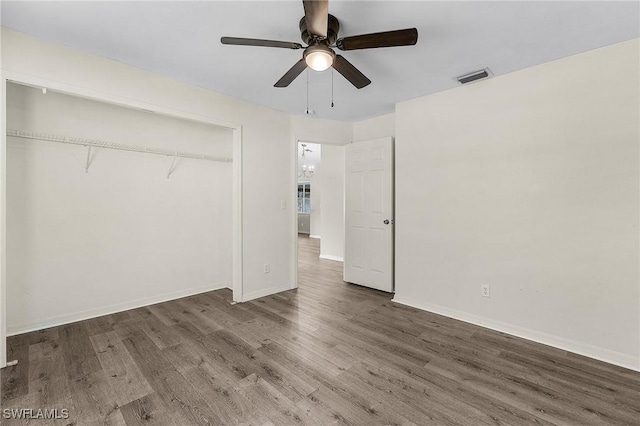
[84,146,92,173]
[167,156,177,179]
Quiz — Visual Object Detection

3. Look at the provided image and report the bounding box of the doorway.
[297,142,320,238]
[292,137,395,295]
[294,139,346,291]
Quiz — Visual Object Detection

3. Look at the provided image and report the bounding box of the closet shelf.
[6,129,232,163]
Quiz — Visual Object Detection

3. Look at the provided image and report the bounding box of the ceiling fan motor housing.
[299,14,340,45]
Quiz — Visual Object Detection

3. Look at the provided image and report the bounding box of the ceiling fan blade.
[333,55,371,89]
[274,59,308,87]
[336,28,418,51]
[303,0,328,38]
[221,37,302,50]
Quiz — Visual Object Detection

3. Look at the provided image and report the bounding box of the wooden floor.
[2,235,640,425]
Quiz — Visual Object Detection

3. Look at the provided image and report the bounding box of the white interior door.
[344,137,394,292]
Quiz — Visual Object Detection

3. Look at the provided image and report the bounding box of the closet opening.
[0,78,243,366]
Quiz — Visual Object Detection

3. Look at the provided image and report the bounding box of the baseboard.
[7,283,231,336]
[319,254,344,262]
[241,283,295,302]
[309,235,321,239]
[391,296,640,373]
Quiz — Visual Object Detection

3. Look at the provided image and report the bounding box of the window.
[297,182,311,214]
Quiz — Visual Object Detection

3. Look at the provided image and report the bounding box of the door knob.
[383,219,390,225]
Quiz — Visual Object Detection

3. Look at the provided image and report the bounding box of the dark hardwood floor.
[2,235,639,425]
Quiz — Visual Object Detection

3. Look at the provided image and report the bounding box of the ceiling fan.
[221,0,418,89]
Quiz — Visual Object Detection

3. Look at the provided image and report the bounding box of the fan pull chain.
[306,69,310,115]
[331,69,334,108]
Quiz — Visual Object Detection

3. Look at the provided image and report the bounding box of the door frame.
[0,71,244,368]
[291,134,348,290]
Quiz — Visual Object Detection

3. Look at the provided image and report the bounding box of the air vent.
[457,68,492,85]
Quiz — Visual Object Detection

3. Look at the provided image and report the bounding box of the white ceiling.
[1,1,638,122]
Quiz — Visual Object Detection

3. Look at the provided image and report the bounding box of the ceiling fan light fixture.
[304,45,335,71]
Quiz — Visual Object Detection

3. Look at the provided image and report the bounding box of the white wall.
[309,177,321,237]
[291,115,352,144]
[320,145,345,261]
[6,83,233,333]
[394,39,640,371]
[353,113,395,142]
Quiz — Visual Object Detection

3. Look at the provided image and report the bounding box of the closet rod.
[6,129,232,163]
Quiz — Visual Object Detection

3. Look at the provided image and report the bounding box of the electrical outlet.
[263,264,271,274]
[280,200,287,210]
[481,285,491,298]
